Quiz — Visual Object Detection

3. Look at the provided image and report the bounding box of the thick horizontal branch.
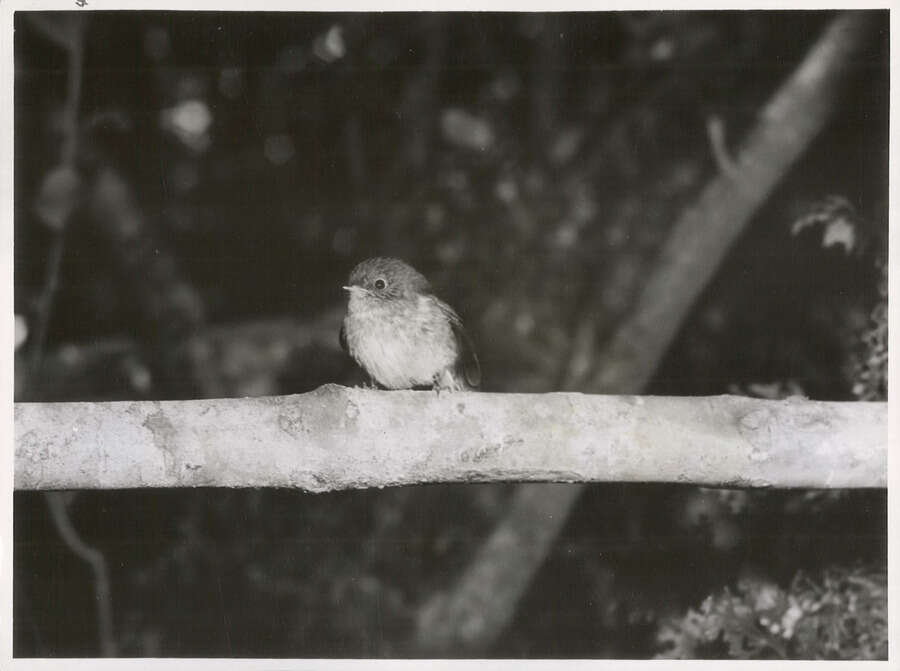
[15,386,885,491]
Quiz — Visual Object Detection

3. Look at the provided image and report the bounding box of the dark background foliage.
[14,11,887,658]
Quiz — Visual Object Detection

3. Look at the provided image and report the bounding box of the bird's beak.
[343,285,367,295]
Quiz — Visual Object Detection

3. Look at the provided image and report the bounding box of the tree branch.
[29,14,86,376]
[409,11,884,656]
[14,387,885,492]
[44,493,117,656]
[585,11,882,395]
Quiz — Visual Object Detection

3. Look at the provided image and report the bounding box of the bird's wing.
[434,297,481,388]
[339,322,349,354]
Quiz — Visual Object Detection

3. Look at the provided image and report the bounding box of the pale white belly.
[344,296,458,389]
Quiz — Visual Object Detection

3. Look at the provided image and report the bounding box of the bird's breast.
[343,296,458,389]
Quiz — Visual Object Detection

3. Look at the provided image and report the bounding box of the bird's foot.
[432,371,465,395]
[432,373,445,396]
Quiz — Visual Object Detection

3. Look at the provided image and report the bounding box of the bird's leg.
[432,369,463,395]
[432,372,444,397]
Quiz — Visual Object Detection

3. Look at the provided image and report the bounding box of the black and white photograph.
[8,7,891,662]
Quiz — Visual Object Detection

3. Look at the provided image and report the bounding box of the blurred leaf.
[850,256,887,400]
[549,127,585,165]
[263,134,295,166]
[821,219,855,252]
[790,196,859,254]
[440,108,495,152]
[34,164,81,232]
[160,99,212,153]
[15,314,28,350]
[313,25,346,63]
[657,565,887,659]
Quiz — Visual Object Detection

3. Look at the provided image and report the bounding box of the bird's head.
[343,257,431,303]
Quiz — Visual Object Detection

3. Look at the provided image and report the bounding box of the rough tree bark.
[410,11,883,656]
[14,388,886,491]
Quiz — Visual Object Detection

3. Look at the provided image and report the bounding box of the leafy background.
[14,11,887,658]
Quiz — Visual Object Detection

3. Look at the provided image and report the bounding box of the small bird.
[340,257,480,391]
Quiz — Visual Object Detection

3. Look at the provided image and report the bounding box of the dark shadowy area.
[14,10,888,659]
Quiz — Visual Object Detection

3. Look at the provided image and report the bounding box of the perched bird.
[340,257,480,391]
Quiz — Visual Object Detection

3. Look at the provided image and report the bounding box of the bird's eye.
[374,278,387,290]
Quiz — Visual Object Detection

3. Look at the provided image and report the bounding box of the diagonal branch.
[409,11,884,656]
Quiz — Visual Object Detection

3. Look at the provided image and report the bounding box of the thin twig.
[24,14,75,51]
[44,493,118,657]
[29,15,85,375]
[706,115,739,177]
[61,17,85,165]
[27,14,116,658]
[29,235,67,374]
